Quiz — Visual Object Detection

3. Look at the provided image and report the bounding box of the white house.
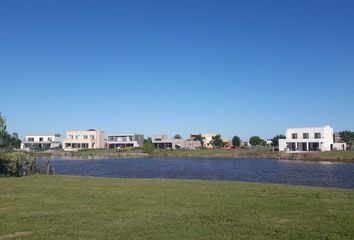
[279,125,344,152]
[21,133,61,151]
[106,134,144,149]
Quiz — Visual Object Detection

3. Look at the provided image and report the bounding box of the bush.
[143,138,154,154]
[0,151,36,176]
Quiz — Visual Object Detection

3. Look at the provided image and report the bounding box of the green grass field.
[0,176,353,239]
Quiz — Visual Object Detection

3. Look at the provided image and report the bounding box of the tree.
[0,113,5,131]
[0,113,8,148]
[271,135,286,147]
[173,134,182,139]
[339,131,354,150]
[249,136,266,147]
[11,133,21,149]
[142,137,154,154]
[193,134,205,148]
[0,114,21,149]
[211,134,224,149]
[232,136,241,148]
[339,131,354,144]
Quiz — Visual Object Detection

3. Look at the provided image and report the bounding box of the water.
[37,157,354,189]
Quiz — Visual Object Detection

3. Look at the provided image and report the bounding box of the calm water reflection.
[37,157,354,189]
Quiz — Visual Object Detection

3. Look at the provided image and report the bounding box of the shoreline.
[36,152,354,163]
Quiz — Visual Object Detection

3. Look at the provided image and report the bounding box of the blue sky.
[1,0,353,140]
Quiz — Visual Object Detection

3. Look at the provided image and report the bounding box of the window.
[303,133,309,139]
[90,135,95,140]
[39,137,43,142]
[69,135,73,139]
[314,132,321,139]
[83,135,88,139]
[292,133,298,139]
[48,137,52,141]
[28,137,34,142]
[75,135,80,139]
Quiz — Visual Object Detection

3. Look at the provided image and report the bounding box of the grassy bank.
[0,176,353,239]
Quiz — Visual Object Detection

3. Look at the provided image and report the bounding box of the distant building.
[63,129,104,151]
[153,134,201,149]
[106,134,144,149]
[241,141,251,148]
[189,133,217,148]
[279,126,345,152]
[222,138,232,148]
[184,139,203,149]
[265,139,272,147]
[21,133,61,151]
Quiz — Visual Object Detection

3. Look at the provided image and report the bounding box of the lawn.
[150,148,239,156]
[311,150,354,160]
[0,176,353,239]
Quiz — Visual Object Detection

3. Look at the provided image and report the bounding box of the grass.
[0,176,353,239]
[150,148,240,156]
[310,150,354,160]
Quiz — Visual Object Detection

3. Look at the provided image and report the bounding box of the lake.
[37,157,354,189]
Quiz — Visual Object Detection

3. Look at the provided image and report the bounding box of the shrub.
[0,151,36,176]
[143,138,154,154]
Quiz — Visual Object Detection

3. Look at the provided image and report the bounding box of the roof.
[26,133,61,137]
[286,125,332,130]
[107,133,140,136]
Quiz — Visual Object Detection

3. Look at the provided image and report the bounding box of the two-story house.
[152,134,202,149]
[106,134,144,149]
[279,125,335,152]
[21,133,61,151]
[62,129,104,151]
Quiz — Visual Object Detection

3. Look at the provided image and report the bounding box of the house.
[241,141,251,148]
[265,139,272,147]
[279,125,345,152]
[189,133,217,148]
[106,134,144,149]
[152,134,201,149]
[63,129,105,151]
[21,133,61,151]
[222,138,233,148]
[184,139,203,149]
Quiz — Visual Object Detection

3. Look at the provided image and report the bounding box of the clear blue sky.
[1,0,353,140]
